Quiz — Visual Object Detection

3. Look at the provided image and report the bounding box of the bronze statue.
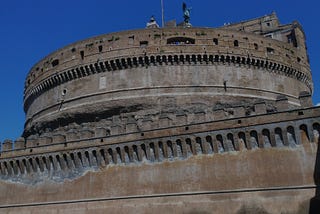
[183,2,191,23]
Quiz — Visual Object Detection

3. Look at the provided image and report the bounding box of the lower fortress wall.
[0,143,318,213]
[0,106,319,213]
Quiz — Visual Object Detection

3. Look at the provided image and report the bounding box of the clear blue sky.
[0,0,319,142]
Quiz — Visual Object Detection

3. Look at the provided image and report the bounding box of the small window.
[297,57,301,63]
[234,40,239,47]
[98,45,103,52]
[62,89,67,96]
[51,59,59,67]
[266,47,274,54]
[128,35,135,45]
[254,43,258,50]
[140,41,148,47]
[213,38,218,45]
[71,47,76,53]
[266,22,270,27]
[80,51,84,60]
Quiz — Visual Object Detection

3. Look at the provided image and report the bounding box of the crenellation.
[2,139,13,152]
[299,91,313,108]
[79,128,94,139]
[213,108,226,120]
[66,129,79,142]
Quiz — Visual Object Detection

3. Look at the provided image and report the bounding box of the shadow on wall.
[309,137,320,214]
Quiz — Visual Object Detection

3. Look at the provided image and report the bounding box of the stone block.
[276,95,289,111]
[26,136,38,148]
[213,109,226,120]
[95,127,107,138]
[111,125,122,135]
[254,102,267,114]
[2,139,13,151]
[176,114,187,125]
[14,137,25,149]
[38,136,52,146]
[66,130,79,141]
[141,118,153,130]
[80,129,94,139]
[159,115,171,128]
[299,91,313,108]
[233,106,246,117]
[193,112,206,123]
[52,134,66,143]
[126,123,138,133]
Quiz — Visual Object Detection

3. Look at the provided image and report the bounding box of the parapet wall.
[1,103,319,182]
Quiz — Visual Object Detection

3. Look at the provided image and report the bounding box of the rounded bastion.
[23,27,313,136]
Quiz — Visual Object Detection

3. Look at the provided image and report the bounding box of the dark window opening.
[167,37,195,45]
[51,59,59,67]
[297,57,301,63]
[98,45,103,52]
[128,35,135,45]
[71,47,76,53]
[80,51,84,60]
[234,40,239,47]
[287,31,298,47]
[213,38,218,45]
[266,47,274,54]
[140,41,148,47]
[254,43,258,50]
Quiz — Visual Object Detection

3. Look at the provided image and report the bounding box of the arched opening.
[206,136,213,154]
[140,144,148,160]
[313,123,320,143]
[132,145,139,161]
[262,129,271,147]
[84,151,91,167]
[300,124,310,143]
[287,126,297,145]
[124,146,131,163]
[275,127,284,146]
[238,132,247,150]
[116,147,124,163]
[149,143,156,161]
[158,141,165,160]
[108,148,114,164]
[100,149,106,164]
[227,133,235,151]
[216,135,224,153]
[185,138,193,156]
[250,130,258,148]
[195,137,203,154]
[176,139,183,157]
[166,141,174,159]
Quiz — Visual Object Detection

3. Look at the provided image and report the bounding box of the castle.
[0,12,319,213]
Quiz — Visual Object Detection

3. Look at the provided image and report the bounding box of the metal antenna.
[161,0,164,27]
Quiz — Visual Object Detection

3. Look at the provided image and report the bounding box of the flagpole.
[161,0,164,27]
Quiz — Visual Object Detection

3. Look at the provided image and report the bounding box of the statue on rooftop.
[183,2,192,24]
